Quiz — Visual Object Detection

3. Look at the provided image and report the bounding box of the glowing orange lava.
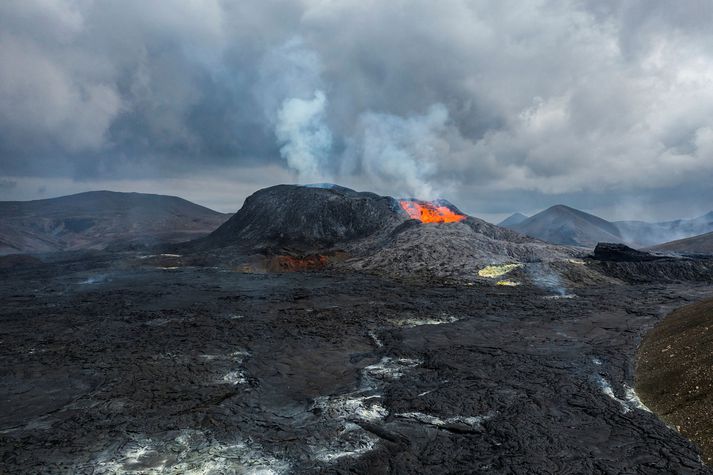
[399,200,466,223]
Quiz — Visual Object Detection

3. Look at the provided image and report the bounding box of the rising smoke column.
[256,38,332,182]
[275,90,331,181]
[257,39,456,196]
[343,103,451,200]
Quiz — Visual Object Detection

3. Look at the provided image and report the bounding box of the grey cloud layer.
[2,0,713,211]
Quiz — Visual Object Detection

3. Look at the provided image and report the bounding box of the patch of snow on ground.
[624,385,651,412]
[543,294,577,300]
[368,330,383,348]
[79,275,107,285]
[361,357,421,386]
[389,314,460,327]
[209,350,251,385]
[397,411,493,429]
[312,423,377,463]
[91,430,289,475]
[309,356,422,464]
[595,375,649,414]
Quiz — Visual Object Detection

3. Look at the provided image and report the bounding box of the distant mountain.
[614,212,713,247]
[505,205,623,248]
[649,230,713,255]
[498,212,528,227]
[0,191,231,254]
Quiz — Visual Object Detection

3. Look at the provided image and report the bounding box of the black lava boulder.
[592,243,663,262]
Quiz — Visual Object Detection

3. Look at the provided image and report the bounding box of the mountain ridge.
[504,204,622,247]
[0,190,231,254]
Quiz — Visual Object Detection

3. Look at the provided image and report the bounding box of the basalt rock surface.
[592,243,664,262]
[0,251,711,473]
[3,185,713,473]
[345,217,579,281]
[196,185,404,252]
[590,244,713,284]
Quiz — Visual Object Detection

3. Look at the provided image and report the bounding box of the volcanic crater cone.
[190,184,580,280]
[199,184,404,252]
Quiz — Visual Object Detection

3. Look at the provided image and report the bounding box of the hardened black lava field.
[1,251,712,474]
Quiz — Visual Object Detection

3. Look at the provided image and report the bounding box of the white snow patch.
[595,376,650,414]
[396,411,492,429]
[368,330,383,348]
[543,294,577,300]
[91,430,289,475]
[313,423,377,463]
[222,370,247,385]
[312,394,387,422]
[308,356,422,465]
[216,350,251,385]
[389,314,459,327]
[362,357,421,386]
[624,385,651,413]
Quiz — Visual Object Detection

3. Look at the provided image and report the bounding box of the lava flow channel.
[400,200,466,223]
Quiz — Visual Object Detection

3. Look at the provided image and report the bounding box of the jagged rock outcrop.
[590,243,713,283]
[592,243,663,262]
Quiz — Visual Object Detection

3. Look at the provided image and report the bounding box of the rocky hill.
[498,212,528,227]
[504,205,623,248]
[199,184,404,252]
[649,230,713,255]
[0,191,231,254]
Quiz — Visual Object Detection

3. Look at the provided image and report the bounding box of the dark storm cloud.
[2,0,713,217]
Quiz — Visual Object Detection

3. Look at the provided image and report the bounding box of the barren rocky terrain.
[1,249,713,474]
[3,185,713,474]
[637,296,713,465]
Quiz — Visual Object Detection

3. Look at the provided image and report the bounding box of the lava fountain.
[399,200,466,223]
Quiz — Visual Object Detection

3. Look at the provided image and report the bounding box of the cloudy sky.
[1,0,712,222]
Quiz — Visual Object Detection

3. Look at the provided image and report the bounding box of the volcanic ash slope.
[346,217,579,280]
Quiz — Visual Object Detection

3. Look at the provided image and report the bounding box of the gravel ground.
[637,296,713,465]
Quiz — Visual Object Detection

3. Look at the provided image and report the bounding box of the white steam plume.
[343,104,451,200]
[256,38,332,182]
[276,90,332,182]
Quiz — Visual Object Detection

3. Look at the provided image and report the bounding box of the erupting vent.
[399,200,466,223]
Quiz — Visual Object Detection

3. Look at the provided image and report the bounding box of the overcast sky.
[1,0,713,222]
